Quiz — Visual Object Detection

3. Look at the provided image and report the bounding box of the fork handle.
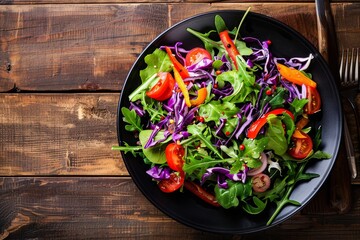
[344,116,357,179]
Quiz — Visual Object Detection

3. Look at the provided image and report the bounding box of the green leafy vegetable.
[140,48,172,83]
[139,130,167,164]
[121,107,142,132]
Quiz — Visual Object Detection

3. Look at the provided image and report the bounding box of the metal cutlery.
[339,48,359,179]
[315,0,357,179]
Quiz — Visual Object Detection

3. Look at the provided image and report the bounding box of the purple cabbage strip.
[212,83,234,99]
[172,131,190,142]
[159,42,189,66]
[146,165,171,181]
[280,79,302,103]
[144,116,171,149]
[201,166,248,189]
[234,107,255,139]
[163,92,177,112]
[129,101,145,117]
[186,58,213,72]
[215,118,227,136]
[275,54,314,71]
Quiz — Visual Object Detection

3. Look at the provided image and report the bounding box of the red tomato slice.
[158,172,184,193]
[247,108,294,139]
[185,48,212,66]
[304,86,321,114]
[146,72,175,101]
[251,173,271,193]
[184,181,220,207]
[165,143,185,172]
[288,131,313,159]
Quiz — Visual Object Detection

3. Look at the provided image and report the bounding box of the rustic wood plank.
[169,2,336,50]
[0,93,127,176]
[1,3,359,92]
[0,4,169,92]
[0,0,359,5]
[0,177,360,239]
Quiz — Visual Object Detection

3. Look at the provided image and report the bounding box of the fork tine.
[349,48,354,84]
[355,48,359,86]
[340,48,344,82]
[344,48,350,85]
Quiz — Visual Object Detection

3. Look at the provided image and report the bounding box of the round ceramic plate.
[116,10,342,234]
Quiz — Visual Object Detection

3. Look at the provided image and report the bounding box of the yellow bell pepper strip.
[173,67,191,107]
[165,46,190,79]
[190,87,207,106]
[219,30,240,70]
[276,63,317,88]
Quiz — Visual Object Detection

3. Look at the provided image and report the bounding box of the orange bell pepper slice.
[276,63,317,88]
[190,87,207,106]
[165,47,190,79]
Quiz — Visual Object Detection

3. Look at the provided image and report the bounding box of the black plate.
[116,10,342,234]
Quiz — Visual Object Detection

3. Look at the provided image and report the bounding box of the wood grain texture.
[0,93,126,176]
[0,177,360,240]
[0,4,169,92]
[1,0,359,5]
[0,3,359,92]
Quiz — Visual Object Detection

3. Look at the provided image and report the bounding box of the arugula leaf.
[198,101,239,122]
[187,124,223,159]
[186,28,222,56]
[216,66,257,104]
[183,156,231,176]
[121,107,142,132]
[239,138,268,159]
[243,196,267,215]
[266,161,318,225]
[111,142,143,156]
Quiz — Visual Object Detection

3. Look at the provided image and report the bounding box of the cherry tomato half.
[251,173,271,193]
[185,48,212,66]
[304,86,321,114]
[146,72,175,101]
[288,131,313,159]
[158,172,184,193]
[165,143,185,172]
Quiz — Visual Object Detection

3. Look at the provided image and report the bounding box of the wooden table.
[1,1,359,239]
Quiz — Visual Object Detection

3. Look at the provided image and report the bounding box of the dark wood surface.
[0,1,360,239]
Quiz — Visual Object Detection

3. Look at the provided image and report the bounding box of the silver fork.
[340,48,359,107]
[339,47,359,179]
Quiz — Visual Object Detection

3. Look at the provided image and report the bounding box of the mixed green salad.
[113,11,331,225]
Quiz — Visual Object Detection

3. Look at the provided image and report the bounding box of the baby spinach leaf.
[139,130,167,164]
[140,48,172,83]
[215,181,252,209]
[265,115,288,156]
